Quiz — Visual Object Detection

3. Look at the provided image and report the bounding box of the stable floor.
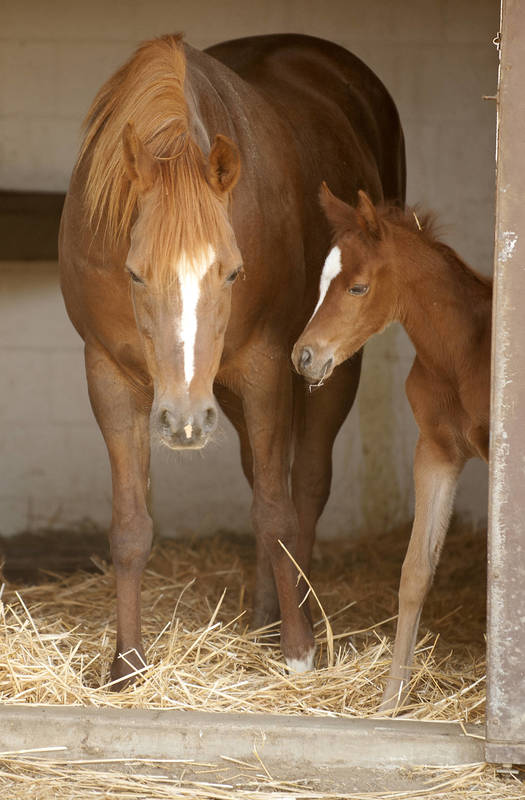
[1,522,523,798]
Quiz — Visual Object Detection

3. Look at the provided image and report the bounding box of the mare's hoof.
[285,645,316,674]
[109,648,148,691]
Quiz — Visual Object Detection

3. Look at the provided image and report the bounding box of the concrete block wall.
[0,0,499,538]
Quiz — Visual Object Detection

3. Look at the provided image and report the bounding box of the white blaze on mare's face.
[309,245,343,323]
[176,245,216,386]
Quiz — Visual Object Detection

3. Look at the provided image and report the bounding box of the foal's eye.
[226,266,242,285]
[127,268,144,285]
[348,284,369,296]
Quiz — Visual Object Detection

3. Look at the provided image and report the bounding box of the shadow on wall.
[0,192,64,260]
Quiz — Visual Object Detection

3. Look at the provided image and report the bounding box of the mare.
[293,187,491,711]
[59,34,405,686]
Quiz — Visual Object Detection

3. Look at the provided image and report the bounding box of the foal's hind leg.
[215,384,279,626]
[379,435,463,713]
[85,344,153,688]
[292,355,362,586]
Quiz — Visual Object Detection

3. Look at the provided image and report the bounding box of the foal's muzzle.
[292,342,335,385]
[155,398,218,449]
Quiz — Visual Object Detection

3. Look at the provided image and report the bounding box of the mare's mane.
[80,34,228,285]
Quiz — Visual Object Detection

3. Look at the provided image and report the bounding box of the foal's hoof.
[378,679,409,716]
[109,648,148,691]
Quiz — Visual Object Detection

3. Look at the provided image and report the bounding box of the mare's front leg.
[379,435,464,713]
[214,384,279,627]
[85,344,153,688]
[242,356,315,671]
[292,355,362,581]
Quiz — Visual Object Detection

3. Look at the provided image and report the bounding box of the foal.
[292,186,491,712]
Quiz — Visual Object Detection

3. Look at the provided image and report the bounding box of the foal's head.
[292,185,403,384]
[123,124,241,449]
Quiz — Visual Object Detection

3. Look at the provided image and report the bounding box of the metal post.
[486,0,525,766]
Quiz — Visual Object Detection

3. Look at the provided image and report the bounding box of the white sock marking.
[286,646,316,674]
[309,245,342,323]
[177,246,216,386]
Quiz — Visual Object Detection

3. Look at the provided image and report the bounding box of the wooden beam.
[487,0,525,766]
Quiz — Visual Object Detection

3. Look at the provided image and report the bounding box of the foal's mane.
[80,34,227,285]
[376,203,441,244]
[376,204,491,288]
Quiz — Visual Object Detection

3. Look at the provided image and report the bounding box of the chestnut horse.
[59,34,405,686]
[293,187,491,712]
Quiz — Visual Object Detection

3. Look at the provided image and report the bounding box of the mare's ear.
[122,123,158,192]
[319,182,357,237]
[207,135,241,196]
[356,190,381,239]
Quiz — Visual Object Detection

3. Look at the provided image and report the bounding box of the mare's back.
[206,34,405,203]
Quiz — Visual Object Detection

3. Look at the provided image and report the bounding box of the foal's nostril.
[299,347,313,371]
[203,406,218,433]
[322,358,334,378]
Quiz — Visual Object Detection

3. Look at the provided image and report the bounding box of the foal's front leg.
[85,344,153,687]
[379,435,463,713]
[242,357,315,671]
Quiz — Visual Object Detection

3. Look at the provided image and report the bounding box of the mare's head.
[123,125,241,449]
[82,36,242,450]
[292,185,402,384]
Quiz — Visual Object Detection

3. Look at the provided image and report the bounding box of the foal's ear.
[319,182,357,237]
[319,183,382,241]
[207,135,241,196]
[356,190,381,239]
[122,123,158,192]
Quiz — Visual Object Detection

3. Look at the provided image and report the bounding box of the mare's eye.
[226,266,242,285]
[127,268,144,285]
[348,284,369,296]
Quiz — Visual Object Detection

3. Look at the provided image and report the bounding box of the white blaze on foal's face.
[176,245,216,386]
[310,245,342,322]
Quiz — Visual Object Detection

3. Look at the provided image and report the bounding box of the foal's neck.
[396,230,492,380]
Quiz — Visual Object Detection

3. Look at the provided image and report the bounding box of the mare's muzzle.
[154,397,218,449]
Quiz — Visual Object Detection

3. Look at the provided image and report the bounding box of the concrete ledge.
[0,706,484,769]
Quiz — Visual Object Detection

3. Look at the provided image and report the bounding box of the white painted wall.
[0,0,498,537]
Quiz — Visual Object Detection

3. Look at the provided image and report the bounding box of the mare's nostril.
[203,406,218,432]
[160,409,171,429]
[299,347,313,371]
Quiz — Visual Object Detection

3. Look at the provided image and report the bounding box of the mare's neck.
[396,231,492,380]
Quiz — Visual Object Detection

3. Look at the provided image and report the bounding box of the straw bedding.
[0,520,523,798]
[0,758,523,800]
